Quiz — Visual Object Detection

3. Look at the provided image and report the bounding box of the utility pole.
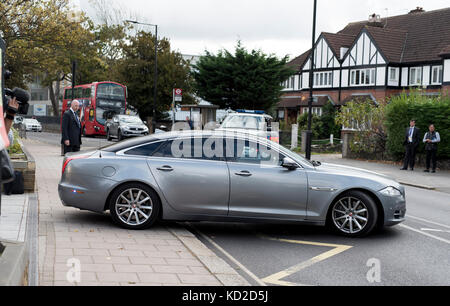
[306,0,317,161]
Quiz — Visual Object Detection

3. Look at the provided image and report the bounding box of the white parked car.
[217,110,279,143]
[23,118,43,132]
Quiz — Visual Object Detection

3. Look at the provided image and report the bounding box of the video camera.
[3,70,30,115]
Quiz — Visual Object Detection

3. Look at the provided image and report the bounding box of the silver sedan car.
[58,131,406,237]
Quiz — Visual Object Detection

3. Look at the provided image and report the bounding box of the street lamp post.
[306,0,317,161]
[126,20,158,134]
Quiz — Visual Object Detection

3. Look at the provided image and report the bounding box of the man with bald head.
[61,99,82,154]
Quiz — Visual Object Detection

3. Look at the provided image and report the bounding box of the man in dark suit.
[400,119,420,171]
[61,100,82,154]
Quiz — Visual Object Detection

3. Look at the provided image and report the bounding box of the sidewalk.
[23,139,248,286]
[314,154,450,193]
[0,194,29,242]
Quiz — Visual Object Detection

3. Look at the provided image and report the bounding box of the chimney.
[368,13,383,27]
[409,7,425,14]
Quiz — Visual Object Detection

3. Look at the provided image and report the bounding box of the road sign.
[174,88,183,102]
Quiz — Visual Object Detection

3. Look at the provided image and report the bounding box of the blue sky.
[76,0,450,60]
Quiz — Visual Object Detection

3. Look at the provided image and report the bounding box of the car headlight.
[380,186,402,197]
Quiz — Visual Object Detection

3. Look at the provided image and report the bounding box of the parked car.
[218,110,279,143]
[58,131,406,237]
[106,115,149,141]
[23,118,42,132]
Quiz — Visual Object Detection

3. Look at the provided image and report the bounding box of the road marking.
[259,235,352,286]
[399,224,450,245]
[420,228,450,233]
[407,215,450,230]
[188,225,267,286]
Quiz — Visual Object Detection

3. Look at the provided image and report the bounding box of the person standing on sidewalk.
[401,119,420,171]
[423,124,441,173]
[61,100,82,154]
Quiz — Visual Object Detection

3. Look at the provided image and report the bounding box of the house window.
[409,67,422,85]
[350,68,376,86]
[278,110,285,119]
[389,68,397,81]
[291,77,295,89]
[313,71,333,88]
[431,66,443,85]
[303,107,323,116]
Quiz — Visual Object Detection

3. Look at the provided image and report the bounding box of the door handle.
[235,171,252,177]
[157,166,174,172]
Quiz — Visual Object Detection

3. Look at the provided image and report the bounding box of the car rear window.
[101,136,159,153]
[124,141,164,156]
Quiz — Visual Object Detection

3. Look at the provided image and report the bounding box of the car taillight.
[62,156,88,175]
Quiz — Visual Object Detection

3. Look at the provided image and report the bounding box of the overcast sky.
[76,0,449,60]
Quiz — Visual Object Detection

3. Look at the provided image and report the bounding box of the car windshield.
[25,119,39,124]
[120,116,143,124]
[276,144,315,167]
[221,115,264,130]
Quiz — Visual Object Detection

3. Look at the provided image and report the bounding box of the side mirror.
[281,157,299,170]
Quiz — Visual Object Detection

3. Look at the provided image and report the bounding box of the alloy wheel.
[115,188,153,226]
[332,197,369,235]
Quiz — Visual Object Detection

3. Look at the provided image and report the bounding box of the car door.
[146,137,230,216]
[225,138,308,220]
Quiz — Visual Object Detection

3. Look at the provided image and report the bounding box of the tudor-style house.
[278,7,450,123]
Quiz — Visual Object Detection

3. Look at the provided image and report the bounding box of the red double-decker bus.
[62,81,127,136]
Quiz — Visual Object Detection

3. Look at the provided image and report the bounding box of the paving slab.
[23,139,249,286]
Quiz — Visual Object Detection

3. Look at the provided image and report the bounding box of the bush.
[297,101,341,140]
[335,99,386,157]
[385,90,450,160]
[298,112,323,139]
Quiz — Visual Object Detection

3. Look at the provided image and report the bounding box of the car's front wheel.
[109,183,160,230]
[328,190,378,237]
[106,129,112,141]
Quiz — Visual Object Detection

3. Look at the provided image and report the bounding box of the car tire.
[107,129,112,141]
[118,130,123,142]
[109,183,160,230]
[328,190,378,238]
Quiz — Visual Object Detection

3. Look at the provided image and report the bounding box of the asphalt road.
[27,131,450,286]
[25,131,114,149]
[189,186,450,286]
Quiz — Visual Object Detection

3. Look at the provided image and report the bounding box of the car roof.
[226,113,273,119]
[102,130,271,153]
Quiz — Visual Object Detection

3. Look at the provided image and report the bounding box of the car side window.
[152,138,224,161]
[226,138,285,165]
[124,141,164,156]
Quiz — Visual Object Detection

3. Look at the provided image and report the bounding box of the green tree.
[0,0,98,115]
[193,42,295,111]
[321,101,341,139]
[335,99,386,157]
[115,31,194,119]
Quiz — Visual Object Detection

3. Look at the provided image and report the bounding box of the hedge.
[385,90,450,160]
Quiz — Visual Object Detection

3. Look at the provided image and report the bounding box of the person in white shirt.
[423,124,441,173]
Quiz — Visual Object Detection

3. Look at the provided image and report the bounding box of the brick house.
[278,7,450,123]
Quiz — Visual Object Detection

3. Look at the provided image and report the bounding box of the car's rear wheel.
[328,190,378,237]
[118,129,123,141]
[109,183,160,230]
